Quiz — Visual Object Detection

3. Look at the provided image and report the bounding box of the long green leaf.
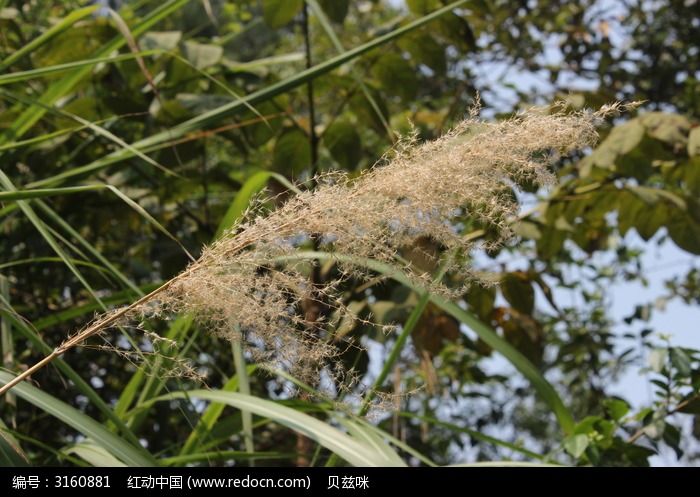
[161,450,292,466]
[156,390,396,466]
[0,185,103,201]
[335,418,407,467]
[178,367,255,455]
[305,0,394,138]
[339,415,436,467]
[0,371,156,466]
[0,50,160,85]
[0,170,107,313]
[0,257,111,275]
[34,200,143,296]
[64,441,128,467]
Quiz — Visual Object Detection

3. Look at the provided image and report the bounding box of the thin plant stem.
[232,338,255,465]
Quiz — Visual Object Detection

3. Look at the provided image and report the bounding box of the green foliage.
[263,0,304,29]
[0,0,698,468]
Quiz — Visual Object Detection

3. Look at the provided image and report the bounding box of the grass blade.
[64,441,128,467]
[0,371,156,466]
[0,50,160,85]
[0,419,29,467]
[156,389,395,467]
[335,418,407,466]
[161,450,292,466]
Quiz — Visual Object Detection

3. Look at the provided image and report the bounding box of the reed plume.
[0,103,620,396]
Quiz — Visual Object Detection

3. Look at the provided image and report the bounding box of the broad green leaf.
[677,397,700,415]
[0,371,155,466]
[318,0,349,23]
[140,31,182,51]
[323,120,362,169]
[263,0,303,28]
[627,185,687,210]
[273,128,311,174]
[670,347,693,376]
[501,272,535,314]
[667,214,700,254]
[564,434,589,459]
[0,5,98,71]
[603,399,630,421]
[638,112,691,144]
[589,120,645,169]
[399,32,446,75]
[372,53,418,101]
[31,22,115,67]
[183,40,223,70]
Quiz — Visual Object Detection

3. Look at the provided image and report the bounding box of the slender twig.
[627,391,700,444]
[296,2,320,467]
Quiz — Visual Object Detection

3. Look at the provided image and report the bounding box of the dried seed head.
[118,103,608,391]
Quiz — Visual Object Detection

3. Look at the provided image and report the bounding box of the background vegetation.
[0,0,699,466]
